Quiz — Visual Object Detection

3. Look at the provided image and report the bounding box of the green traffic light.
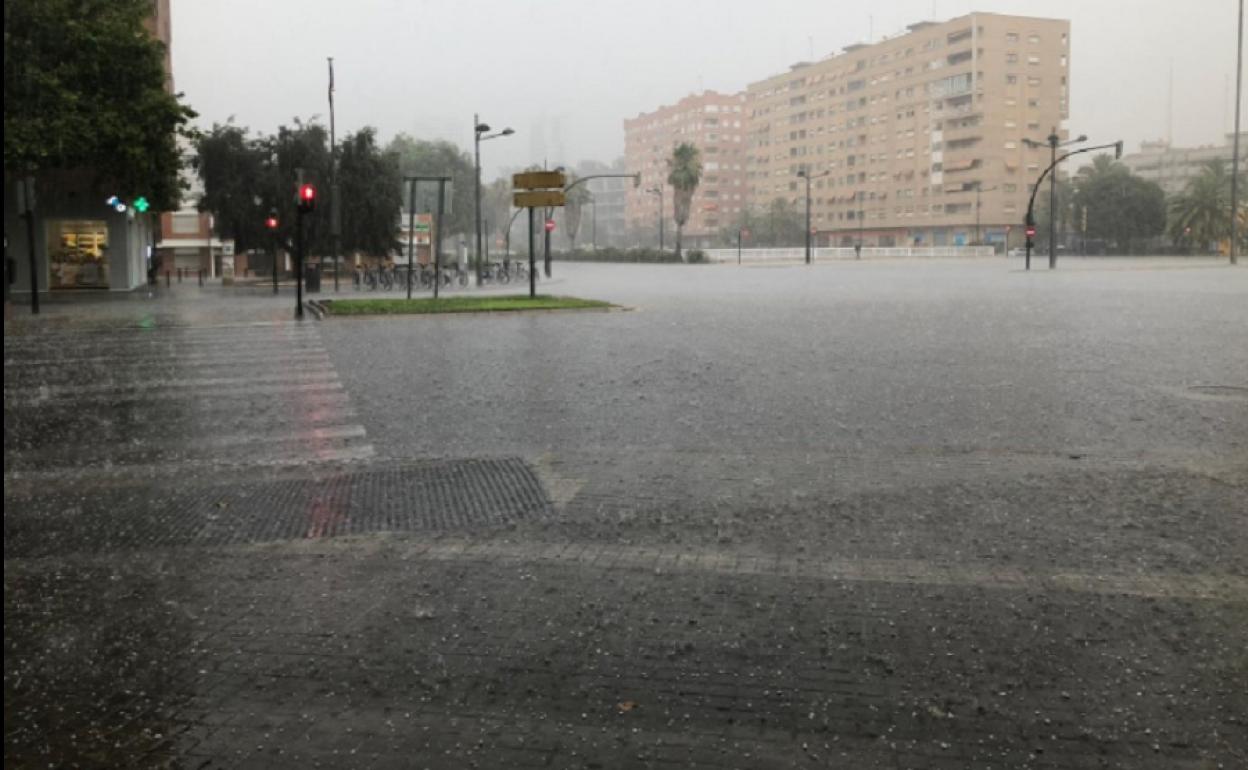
[133,196,150,213]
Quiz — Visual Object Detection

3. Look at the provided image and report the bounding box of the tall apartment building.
[745,13,1070,248]
[624,91,748,248]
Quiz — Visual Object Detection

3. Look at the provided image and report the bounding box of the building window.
[172,213,200,234]
[1007,53,1019,64]
[1006,33,1019,43]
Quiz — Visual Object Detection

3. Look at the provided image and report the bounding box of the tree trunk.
[675,224,684,262]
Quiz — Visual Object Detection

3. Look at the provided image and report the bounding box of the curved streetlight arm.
[1025,141,1122,227]
[564,173,643,193]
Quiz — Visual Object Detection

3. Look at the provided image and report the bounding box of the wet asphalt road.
[4,258,1247,769]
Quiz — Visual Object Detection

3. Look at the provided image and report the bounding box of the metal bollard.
[177,268,183,283]
[198,268,204,286]
[165,271,171,287]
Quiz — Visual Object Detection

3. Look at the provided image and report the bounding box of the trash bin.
[304,262,321,293]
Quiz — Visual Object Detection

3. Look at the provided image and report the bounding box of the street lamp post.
[1024,132,1086,269]
[797,169,830,264]
[473,115,514,286]
[328,57,339,292]
[1231,0,1243,265]
[974,183,998,246]
[646,186,664,250]
[857,191,865,258]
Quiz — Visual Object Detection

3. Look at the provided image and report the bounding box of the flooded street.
[5,260,1246,768]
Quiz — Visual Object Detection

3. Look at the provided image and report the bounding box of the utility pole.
[647,186,664,250]
[975,183,997,246]
[475,117,515,284]
[801,172,812,263]
[328,57,340,291]
[1048,130,1059,270]
[1231,0,1243,265]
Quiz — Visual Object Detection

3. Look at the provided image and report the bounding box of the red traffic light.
[297,183,317,213]
[1025,226,1036,238]
[265,215,279,230]
[544,219,556,233]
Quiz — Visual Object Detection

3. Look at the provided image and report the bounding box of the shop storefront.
[4,173,153,297]
[47,219,111,289]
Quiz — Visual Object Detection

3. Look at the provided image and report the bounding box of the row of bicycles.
[352,260,538,292]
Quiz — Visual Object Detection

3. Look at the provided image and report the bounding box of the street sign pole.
[544,206,552,278]
[295,209,304,318]
[528,207,536,299]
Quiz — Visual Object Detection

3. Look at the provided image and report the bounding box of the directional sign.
[514,190,566,208]
[513,171,567,190]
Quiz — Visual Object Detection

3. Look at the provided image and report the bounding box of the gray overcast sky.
[173,0,1244,177]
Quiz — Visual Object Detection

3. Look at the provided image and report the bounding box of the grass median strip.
[322,295,613,316]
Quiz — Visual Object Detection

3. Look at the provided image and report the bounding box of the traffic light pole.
[295,209,304,318]
[1024,141,1122,271]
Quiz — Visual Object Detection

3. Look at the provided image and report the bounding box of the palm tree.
[666,142,703,261]
[1167,160,1246,253]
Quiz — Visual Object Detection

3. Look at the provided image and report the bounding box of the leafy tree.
[722,198,804,247]
[4,0,195,210]
[386,135,475,238]
[1070,154,1165,254]
[336,128,401,257]
[667,143,703,260]
[1166,159,1247,253]
[196,119,399,260]
[192,122,271,254]
[481,178,513,242]
[1030,176,1075,251]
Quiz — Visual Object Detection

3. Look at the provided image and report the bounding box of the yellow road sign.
[513,190,567,208]
[512,171,567,190]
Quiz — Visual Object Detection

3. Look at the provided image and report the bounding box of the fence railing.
[703,246,997,263]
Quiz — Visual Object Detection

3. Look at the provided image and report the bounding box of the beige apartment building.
[745,13,1071,248]
[624,91,748,248]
